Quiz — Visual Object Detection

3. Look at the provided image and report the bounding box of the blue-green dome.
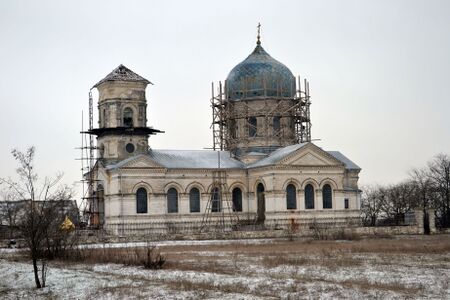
[226,44,296,101]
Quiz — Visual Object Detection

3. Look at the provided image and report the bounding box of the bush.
[141,246,166,269]
[64,244,166,269]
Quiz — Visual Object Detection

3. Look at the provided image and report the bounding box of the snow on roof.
[106,150,245,170]
[106,144,360,171]
[327,151,361,170]
[149,150,245,169]
[93,64,151,88]
[247,143,308,168]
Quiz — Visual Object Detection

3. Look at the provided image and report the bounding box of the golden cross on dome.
[257,22,261,45]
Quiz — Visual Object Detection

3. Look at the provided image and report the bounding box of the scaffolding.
[200,152,240,232]
[211,77,311,153]
[78,90,103,228]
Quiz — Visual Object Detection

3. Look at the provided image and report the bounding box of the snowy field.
[1,235,449,299]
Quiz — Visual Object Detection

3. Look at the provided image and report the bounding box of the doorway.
[256,183,265,224]
[423,210,430,235]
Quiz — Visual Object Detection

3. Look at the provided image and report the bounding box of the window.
[248,117,257,137]
[286,184,297,210]
[229,119,237,138]
[189,188,200,213]
[97,185,105,225]
[167,188,178,213]
[125,143,135,153]
[232,188,242,212]
[136,188,148,214]
[123,107,133,127]
[211,187,221,212]
[273,116,281,134]
[290,118,295,132]
[344,198,349,209]
[98,143,105,158]
[323,184,332,209]
[305,184,315,209]
[102,108,106,127]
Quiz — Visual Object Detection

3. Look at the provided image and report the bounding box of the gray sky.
[1,0,449,196]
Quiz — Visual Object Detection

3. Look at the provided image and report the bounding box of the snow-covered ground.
[1,235,449,299]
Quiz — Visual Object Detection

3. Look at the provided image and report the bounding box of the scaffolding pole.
[78,90,102,228]
[200,151,240,232]
[211,77,312,152]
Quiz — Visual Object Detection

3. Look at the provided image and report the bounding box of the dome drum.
[225,76,296,101]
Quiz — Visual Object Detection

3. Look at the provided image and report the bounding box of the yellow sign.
[61,216,75,231]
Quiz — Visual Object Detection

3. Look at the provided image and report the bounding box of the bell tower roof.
[93,64,152,88]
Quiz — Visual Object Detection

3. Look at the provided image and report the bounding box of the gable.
[120,155,164,169]
[280,144,344,167]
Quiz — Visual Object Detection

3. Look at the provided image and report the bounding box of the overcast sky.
[1,0,449,197]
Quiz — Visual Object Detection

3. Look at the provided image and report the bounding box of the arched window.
[232,187,242,212]
[189,188,200,213]
[305,184,315,209]
[273,116,281,134]
[136,188,148,214]
[97,184,105,225]
[286,184,297,209]
[248,117,257,137]
[167,188,178,213]
[211,187,221,212]
[123,107,133,127]
[323,184,332,209]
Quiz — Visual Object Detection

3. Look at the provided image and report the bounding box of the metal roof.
[93,64,152,88]
[247,143,308,168]
[105,144,360,171]
[149,150,245,169]
[327,151,361,170]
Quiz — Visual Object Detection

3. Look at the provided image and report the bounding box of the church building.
[86,31,361,233]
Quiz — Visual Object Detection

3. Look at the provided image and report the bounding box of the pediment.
[281,144,343,167]
[121,155,164,169]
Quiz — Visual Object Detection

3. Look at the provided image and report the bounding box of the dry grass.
[261,251,364,270]
[262,255,310,268]
[2,234,449,299]
[61,245,166,269]
[158,234,450,256]
[164,278,246,293]
[339,278,424,294]
[164,259,237,275]
[162,278,284,298]
[88,284,146,299]
[63,235,449,273]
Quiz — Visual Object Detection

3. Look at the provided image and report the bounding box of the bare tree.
[0,190,21,239]
[0,147,75,288]
[428,154,450,228]
[381,181,417,225]
[409,167,436,233]
[360,185,385,226]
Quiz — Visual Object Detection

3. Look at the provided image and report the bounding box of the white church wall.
[98,153,361,229]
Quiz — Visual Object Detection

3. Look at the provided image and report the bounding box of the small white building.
[87,35,361,233]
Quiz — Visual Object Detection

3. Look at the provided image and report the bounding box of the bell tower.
[90,64,162,162]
